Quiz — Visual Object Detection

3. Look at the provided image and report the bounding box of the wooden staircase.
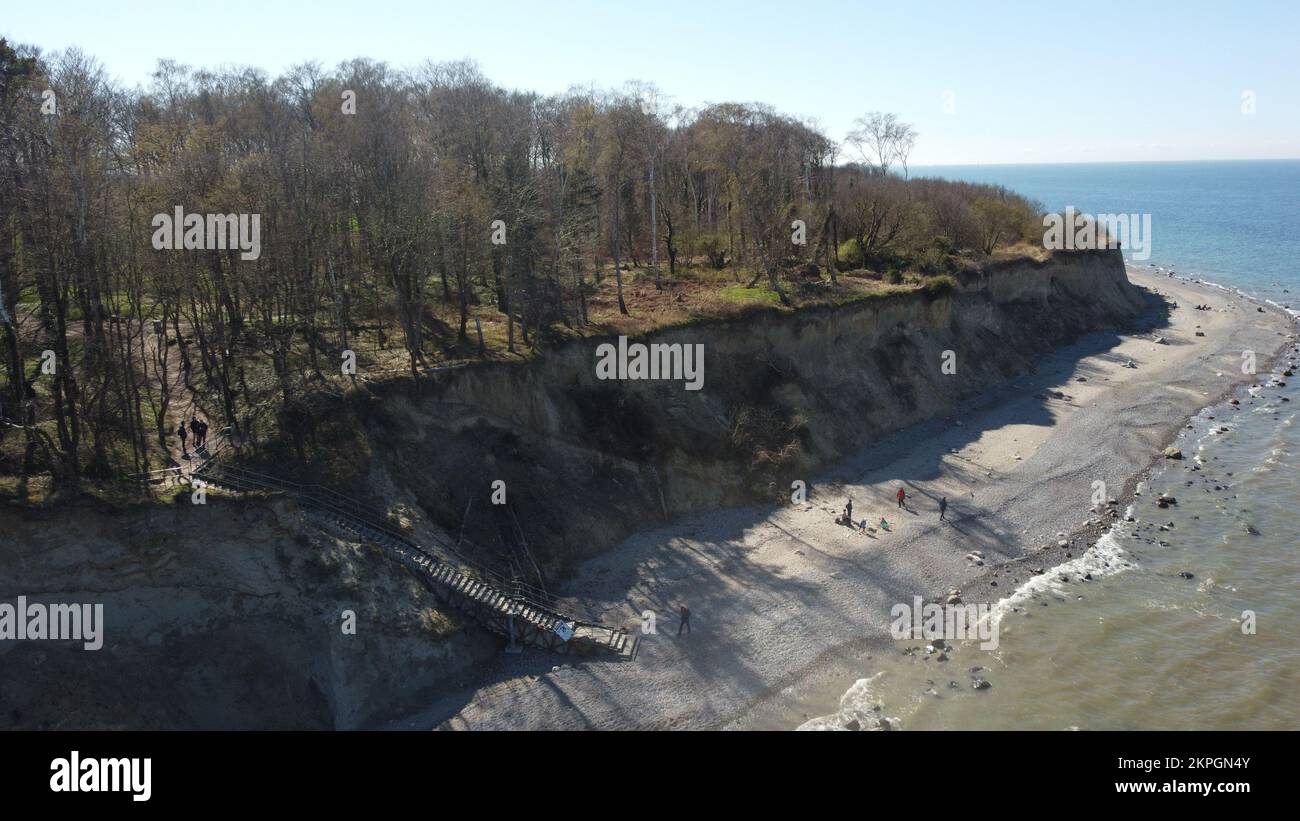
[190,458,634,658]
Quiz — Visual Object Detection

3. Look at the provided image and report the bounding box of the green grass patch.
[719,285,783,306]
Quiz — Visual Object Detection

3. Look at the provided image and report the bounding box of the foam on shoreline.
[792,272,1299,731]
[1134,261,1300,320]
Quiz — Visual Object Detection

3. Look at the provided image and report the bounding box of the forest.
[0,39,1045,498]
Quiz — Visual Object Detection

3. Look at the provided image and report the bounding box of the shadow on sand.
[423,288,1173,729]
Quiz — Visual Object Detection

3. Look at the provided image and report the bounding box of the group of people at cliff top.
[176,415,210,459]
[838,487,948,535]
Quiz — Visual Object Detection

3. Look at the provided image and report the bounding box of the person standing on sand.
[939,497,948,521]
[677,604,691,636]
[896,487,906,509]
[845,498,853,523]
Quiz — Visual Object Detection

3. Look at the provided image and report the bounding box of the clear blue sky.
[6,0,1298,164]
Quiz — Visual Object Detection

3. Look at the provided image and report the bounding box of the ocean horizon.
[916,159,1300,310]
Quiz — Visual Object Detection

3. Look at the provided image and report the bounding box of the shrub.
[916,246,954,275]
[922,274,957,296]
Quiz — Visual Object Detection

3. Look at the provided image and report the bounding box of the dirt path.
[11,303,210,472]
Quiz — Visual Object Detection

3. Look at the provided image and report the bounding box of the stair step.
[242,476,625,656]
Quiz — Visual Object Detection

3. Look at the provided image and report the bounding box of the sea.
[796,160,1300,731]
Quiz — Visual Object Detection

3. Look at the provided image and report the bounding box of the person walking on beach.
[939,496,948,521]
[677,604,691,636]
[896,487,906,509]
[176,422,188,459]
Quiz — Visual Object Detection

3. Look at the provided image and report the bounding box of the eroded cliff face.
[0,495,494,729]
[0,250,1150,729]
[358,249,1151,579]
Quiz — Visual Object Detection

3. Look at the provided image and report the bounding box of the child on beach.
[879,517,891,532]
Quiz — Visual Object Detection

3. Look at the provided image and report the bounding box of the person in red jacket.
[896,486,906,509]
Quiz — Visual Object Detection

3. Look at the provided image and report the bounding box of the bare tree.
[845,112,917,177]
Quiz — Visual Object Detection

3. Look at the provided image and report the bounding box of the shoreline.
[781,296,1300,731]
[952,266,1298,637]
[749,267,1298,730]
[403,267,1296,731]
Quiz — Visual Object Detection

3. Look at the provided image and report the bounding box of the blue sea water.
[796,160,1300,730]
[916,160,1300,308]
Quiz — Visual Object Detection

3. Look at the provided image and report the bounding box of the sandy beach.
[399,268,1296,731]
